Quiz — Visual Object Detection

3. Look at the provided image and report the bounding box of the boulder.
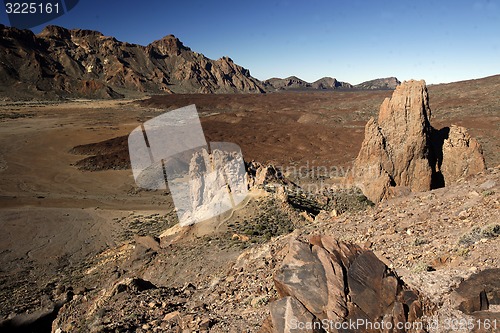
[265,236,426,332]
[269,297,322,333]
[450,268,500,314]
[440,125,486,184]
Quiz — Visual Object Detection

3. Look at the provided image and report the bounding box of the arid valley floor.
[0,76,499,332]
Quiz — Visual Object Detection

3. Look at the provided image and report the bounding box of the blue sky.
[1,0,499,84]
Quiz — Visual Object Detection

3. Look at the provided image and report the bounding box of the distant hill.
[354,77,401,90]
[0,24,265,99]
[0,24,405,100]
[311,77,353,90]
[263,76,352,91]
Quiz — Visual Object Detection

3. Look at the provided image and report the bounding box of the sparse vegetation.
[412,262,435,272]
[118,213,176,241]
[324,187,374,214]
[228,198,295,246]
[481,224,500,238]
[414,237,429,246]
[482,190,495,196]
[0,112,33,120]
[458,224,500,247]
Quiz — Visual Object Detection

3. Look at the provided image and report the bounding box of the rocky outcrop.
[354,77,401,90]
[246,161,286,188]
[352,80,486,203]
[262,236,427,333]
[352,80,434,202]
[450,268,500,315]
[164,144,249,226]
[440,125,486,183]
[0,24,265,99]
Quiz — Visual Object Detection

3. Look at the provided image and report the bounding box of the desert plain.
[0,75,499,332]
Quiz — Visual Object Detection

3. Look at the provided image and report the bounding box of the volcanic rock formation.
[1,24,404,99]
[352,80,486,203]
[438,125,487,184]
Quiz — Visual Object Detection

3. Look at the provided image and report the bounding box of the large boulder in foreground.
[261,236,426,333]
[352,80,486,203]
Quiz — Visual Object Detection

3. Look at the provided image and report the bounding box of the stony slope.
[0,24,265,99]
[46,165,499,333]
[0,83,497,331]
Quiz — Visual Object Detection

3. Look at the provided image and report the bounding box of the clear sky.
[1,0,499,84]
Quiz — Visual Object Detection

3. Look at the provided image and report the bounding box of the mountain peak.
[38,25,71,39]
[219,56,234,62]
[285,75,303,81]
[149,34,190,55]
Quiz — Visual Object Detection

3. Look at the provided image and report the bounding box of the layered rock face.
[261,236,426,333]
[0,24,265,99]
[353,80,486,203]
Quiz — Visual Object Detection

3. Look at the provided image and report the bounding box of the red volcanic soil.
[142,77,500,170]
[70,75,499,174]
[133,90,392,171]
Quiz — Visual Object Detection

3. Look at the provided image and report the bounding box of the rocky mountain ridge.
[262,76,402,91]
[1,24,401,99]
[0,24,266,99]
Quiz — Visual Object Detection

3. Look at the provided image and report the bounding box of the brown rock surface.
[440,125,487,184]
[353,80,486,202]
[450,268,500,315]
[267,236,426,332]
[269,296,322,333]
[353,80,434,202]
